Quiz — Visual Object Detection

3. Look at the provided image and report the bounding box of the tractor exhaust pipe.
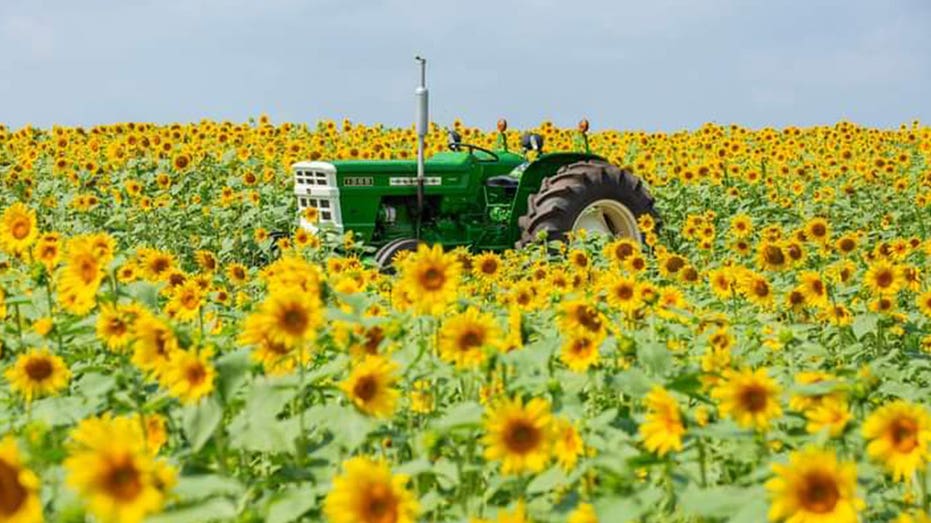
[414,56,428,240]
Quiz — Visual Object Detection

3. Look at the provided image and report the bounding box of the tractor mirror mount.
[447,129,462,151]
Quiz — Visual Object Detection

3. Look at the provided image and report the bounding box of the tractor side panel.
[506,153,607,243]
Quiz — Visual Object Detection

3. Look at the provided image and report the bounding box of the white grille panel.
[292,161,342,232]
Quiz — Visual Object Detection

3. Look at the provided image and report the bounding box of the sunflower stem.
[697,437,708,488]
[920,468,929,512]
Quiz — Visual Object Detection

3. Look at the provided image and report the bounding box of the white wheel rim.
[572,199,642,242]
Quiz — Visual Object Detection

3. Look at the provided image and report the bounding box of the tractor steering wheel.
[448,142,500,162]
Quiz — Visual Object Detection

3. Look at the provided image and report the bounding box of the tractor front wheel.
[516,160,659,248]
[374,238,421,273]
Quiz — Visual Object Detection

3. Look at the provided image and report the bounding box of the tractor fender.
[507,152,608,235]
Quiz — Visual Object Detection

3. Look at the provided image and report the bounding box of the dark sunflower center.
[665,257,685,273]
[764,246,785,265]
[572,338,593,355]
[799,472,840,514]
[11,220,30,240]
[811,224,826,237]
[103,459,143,501]
[615,284,634,301]
[363,483,398,523]
[108,318,127,336]
[614,243,633,260]
[575,306,602,332]
[24,357,53,381]
[353,376,378,403]
[364,327,384,354]
[186,363,207,386]
[458,329,483,351]
[181,292,200,310]
[480,260,498,275]
[151,258,169,275]
[753,280,770,298]
[0,459,28,516]
[419,266,446,291]
[504,420,541,454]
[876,270,893,288]
[738,384,768,413]
[810,280,824,295]
[839,238,855,252]
[281,306,309,335]
[891,418,919,453]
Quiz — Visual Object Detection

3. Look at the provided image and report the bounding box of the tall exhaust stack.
[414,56,428,239]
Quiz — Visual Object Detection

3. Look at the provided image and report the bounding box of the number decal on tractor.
[344,177,374,186]
[389,177,441,186]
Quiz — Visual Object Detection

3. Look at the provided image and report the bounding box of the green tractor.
[292,58,660,267]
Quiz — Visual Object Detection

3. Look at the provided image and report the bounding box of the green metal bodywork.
[320,147,607,250]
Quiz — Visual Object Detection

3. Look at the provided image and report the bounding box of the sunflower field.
[1,118,931,523]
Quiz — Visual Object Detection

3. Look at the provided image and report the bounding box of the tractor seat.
[485,175,520,190]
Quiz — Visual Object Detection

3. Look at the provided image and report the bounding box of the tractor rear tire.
[374,238,421,274]
[516,160,660,248]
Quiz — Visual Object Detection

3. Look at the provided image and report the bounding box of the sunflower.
[0,436,43,523]
[160,348,216,404]
[568,503,598,523]
[437,307,500,368]
[483,396,553,475]
[558,299,607,339]
[639,386,685,456]
[560,334,600,372]
[224,262,248,286]
[552,417,584,471]
[739,271,775,309]
[340,355,399,418]
[765,447,862,523]
[707,267,735,299]
[5,347,71,402]
[65,414,176,523]
[409,379,435,414]
[603,237,640,265]
[729,214,753,239]
[798,271,829,309]
[863,259,902,296]
[863,400,931,482]
[472,501,531,523]
[0,202,38,256]
[602,274,642,313]
[398,244,461,315]
[241,290,322,349]
[756,241,789,271]
[916,289,931,318]
[712,367,783,430]
[139,250,176,282]
[323,456,418,523]
[473,251,503,281]
[804,217,831,244]
[131,315,178,378]
[805,398,852,437]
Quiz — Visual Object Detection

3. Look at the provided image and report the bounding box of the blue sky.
[1,0,929,131]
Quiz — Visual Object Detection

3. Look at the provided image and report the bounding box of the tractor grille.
[292,161,342,232]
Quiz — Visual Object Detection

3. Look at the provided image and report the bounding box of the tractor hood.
[329,151,526,174]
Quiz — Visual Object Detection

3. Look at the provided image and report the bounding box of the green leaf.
[172,475,245,502]
[74,372,115,399]
[31,396,93,427]
[526,465,568,494]
[852,313,879,340]
[638,340,671,374]
[147,498,237,523]
[182,397,223,452]
[214,348,252,402]
[266,483,317,523]
[680,484,761,517]
[434,401,484,430]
